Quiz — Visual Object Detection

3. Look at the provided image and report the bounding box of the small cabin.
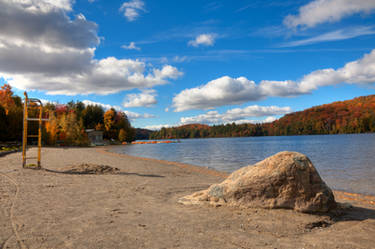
[86,129,104,146]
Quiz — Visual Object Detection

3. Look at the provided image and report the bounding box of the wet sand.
[1,147,375,249]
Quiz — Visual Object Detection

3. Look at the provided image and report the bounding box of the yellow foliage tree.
[118,128,126,142]
[104,109,116,132]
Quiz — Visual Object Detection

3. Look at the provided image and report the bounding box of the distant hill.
[135,128,154,140]
[266,95,375,135]
[179,124,210,130]
[150,95,375,139]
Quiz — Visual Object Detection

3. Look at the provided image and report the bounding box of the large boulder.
[179,151,336,213]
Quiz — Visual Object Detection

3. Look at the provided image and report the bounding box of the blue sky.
[1,0,375,129]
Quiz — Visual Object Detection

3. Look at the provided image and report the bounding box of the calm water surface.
[111,134,375,196]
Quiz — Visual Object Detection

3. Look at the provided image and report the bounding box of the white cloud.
[188,34,216,47]
[179,105,291,125]
[228,116,277,125]
[0,2,99,50]
[143,124,174,130]
[0,1,182,95]
[173,56,189,63]
[153,65,183,80]
[123,89,157,107]
[82,100,123,111]
[142,105,286,130]
[284,0,375,29]
[263,116,277,123]
[173,49,375,111]
[281,26,375,47]
[119,0,146,22]
[124,110,155,120]
[172,76,299,112]
[40,99,58,105]
[7,0,74,12]
[81,100,154,120]
[121,42,141,50]
[5,58,182,95]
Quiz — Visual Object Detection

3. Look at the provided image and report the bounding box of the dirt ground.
[1,147,375,249]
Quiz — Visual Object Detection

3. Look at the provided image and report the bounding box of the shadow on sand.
[333,205,375,222]
[306,204,375,230]
[40,168,165,178]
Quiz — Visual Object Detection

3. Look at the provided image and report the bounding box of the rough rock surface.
[179,151,336,213]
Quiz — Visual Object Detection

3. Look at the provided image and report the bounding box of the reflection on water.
[111,134,375,196]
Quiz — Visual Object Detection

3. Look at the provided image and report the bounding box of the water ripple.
[111,134,375,196]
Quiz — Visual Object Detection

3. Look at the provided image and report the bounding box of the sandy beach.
[1,147,375,249]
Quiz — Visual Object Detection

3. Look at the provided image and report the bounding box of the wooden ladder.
[22,92,48,168]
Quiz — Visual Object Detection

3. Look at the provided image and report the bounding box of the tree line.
[0,84,135,145]
[150,95,375,139]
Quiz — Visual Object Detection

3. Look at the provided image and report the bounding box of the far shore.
[1,146,374,249]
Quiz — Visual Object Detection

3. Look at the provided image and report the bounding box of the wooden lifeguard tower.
[22,92,48,168]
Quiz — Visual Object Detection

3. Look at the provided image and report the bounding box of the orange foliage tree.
[0,84,15,114]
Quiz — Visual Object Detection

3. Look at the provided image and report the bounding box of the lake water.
[111,134,375,196]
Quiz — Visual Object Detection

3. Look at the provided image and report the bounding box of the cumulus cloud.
[142,105,287,130]
[226,116,277,125]
[281,26,375,47]
[263,116,278,123]
[0,0,182,95]
[172,76,301,112]
[124,110,155,120]
[81,100,155,120]
[40,99,58,105]
[12,0,74,12]
[179,105,291,125]
[82,100,123,111]
[0,1,98,50]
[173,49,375,111]
[143,124,174,130]
[143,112,281,130]
[188,34,216,47]
[119,0,146,22]
[284,0,375,29]
[153,65,183,80]
[123,89,157,107]
[121,42,141,50]
[4,57,182,95]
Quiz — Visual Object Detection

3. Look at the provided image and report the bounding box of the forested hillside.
[0,84,135,145]
[135,128,154,140]
[150,95,375,139]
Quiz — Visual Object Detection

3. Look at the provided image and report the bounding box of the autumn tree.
[82,105,104,129]
[44,111,58,145]
[118,128,126,142]
[102,108,135,142]
[103,108,116,139]
[0,105,7,141]
[0,84,15,114]
[59,111,88,146]
[0,84,23,141]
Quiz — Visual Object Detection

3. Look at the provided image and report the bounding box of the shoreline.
[98,146,229,179]
[103,145,375,207]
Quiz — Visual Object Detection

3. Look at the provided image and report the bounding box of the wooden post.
[22,92,28,168]
[38,101,42,167]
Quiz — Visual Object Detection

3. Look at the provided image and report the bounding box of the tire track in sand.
[0,172,27,249]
